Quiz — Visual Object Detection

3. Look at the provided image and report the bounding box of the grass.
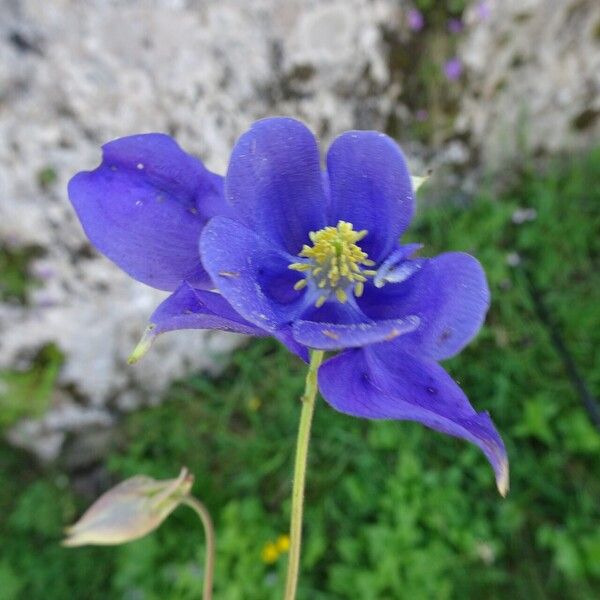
[0,244,43,304]
[0,147,599,599]
[0,345,64,429]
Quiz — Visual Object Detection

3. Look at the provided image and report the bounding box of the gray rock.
[459,0,600,166]
[0,0,404,461]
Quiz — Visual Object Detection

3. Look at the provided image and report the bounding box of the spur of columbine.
[69,117,508,494]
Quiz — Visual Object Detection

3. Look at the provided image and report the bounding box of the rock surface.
[0,0,598,461]
[459,0,600,166]
[0,0,402,461]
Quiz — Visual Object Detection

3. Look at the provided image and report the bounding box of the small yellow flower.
[248,396,262,412]
[261,541,279,564]
[276,534,290,553]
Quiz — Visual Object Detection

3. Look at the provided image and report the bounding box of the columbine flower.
[199,118,507,494]
[69,118,508,494]
[443,57,463,81]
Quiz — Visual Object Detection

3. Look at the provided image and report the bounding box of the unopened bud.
[63,467,193,547]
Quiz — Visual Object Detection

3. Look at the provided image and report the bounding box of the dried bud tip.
[411,174,430,192]
[127,324,157,364]
[497,459,510,498]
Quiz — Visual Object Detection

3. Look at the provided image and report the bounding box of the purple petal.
[373,243,424,287]
[273,327,310,363]
[443,57,463,81]
[447,18,464,34]
[128,282,267,363]
[407,8,424,32]
[225,117,327,254]
[359,252,490,360]
[476,1,492,21]
[318,346,508,495]
[69,134,225,291]
[147,283,265,336]
[293,315,419,350]
[326,131,415,262]
[200,216,309,332]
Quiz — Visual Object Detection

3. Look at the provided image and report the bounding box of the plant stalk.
[284,349,325,600]
[182,495,216,600]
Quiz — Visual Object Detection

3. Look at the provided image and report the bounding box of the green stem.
[284,349,325,600]
[182,496,216,600]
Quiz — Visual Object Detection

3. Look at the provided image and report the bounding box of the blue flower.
[200,118,507,493]
[69,119,508,494]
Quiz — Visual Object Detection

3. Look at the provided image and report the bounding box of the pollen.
[289,221,376,306]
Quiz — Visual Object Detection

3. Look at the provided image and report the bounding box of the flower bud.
[63,468,193,547]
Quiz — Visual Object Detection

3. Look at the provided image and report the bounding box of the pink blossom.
[443,57,463,81]
[448,18,464,34]
[407,8,424,32]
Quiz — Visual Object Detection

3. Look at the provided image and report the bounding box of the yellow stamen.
[335,288,348,303]
[288,221,378,307]
[289,263,311,272]
[315,295,327,308]
[293,279,307,291]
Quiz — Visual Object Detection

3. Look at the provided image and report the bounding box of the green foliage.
[0,344,64,429]
[0,449,116,599]
[37,166,58,190]
[415,0,469,14]
[0,149,599,598]
[0,244,43,304]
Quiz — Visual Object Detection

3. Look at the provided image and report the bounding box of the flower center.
[289,221,377,307]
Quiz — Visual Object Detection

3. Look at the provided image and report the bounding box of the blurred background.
[0,0,599,598]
